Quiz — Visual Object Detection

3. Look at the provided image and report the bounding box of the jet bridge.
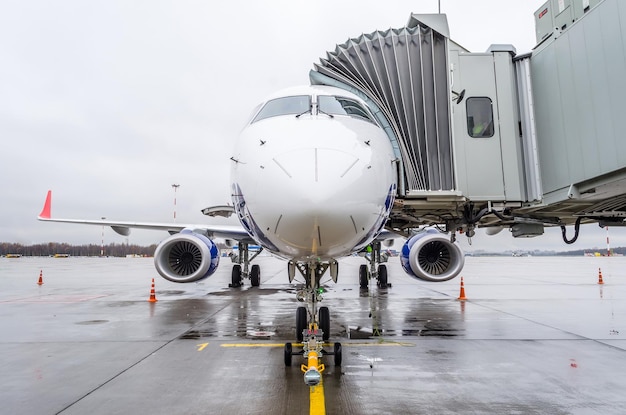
[312,0,626,238]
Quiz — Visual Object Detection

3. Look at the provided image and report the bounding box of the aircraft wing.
[37,190,252,242]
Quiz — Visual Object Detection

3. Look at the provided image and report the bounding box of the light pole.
[172,184,180,222]
[101,217,106,256]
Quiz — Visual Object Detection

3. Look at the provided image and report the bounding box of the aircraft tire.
[377,264,388,288]
[334,342,342,366]
[319,306,330,341]
[296,306,307,342]
[231,265,242,287]
[250,264,260,287]
[284,343,292,366]
[359,264,368,289]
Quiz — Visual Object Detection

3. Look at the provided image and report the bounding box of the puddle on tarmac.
[207,288,295,297]
[75,320,109,325]
[107,301,136,308]
[158,290,186,296]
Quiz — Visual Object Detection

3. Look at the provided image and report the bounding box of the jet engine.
[400,229,464,282]
[154,230,220,283]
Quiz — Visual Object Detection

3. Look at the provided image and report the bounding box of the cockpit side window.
[318,95,375,123]
[252,95,311,123]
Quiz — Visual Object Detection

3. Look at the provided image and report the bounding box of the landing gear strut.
[284,261,342,386]
[229,242,263,287]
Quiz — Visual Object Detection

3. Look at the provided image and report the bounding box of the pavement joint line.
[54,340,174,415]
[471,301,626,350]
[55,300,236,414]
[0,294,110,304]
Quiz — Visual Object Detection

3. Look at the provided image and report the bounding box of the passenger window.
[252,95,311,123]
[466,97,494,138]
[318,95,374,123]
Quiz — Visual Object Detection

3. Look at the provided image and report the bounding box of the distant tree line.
[469,246,626,257]
[0,242,157,257]
[556,246,626,256]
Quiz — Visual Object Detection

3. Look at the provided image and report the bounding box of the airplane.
[38,84,465,386]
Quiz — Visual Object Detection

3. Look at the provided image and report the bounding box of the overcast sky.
[1,0,621,252]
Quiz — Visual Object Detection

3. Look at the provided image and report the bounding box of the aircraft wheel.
[296,306,307,342]
[359,264,368,289]
[377,265,388,288]
[284,342,292,366]
[231,265,242,287]
[319,306,330,341]
[334,342,342,366]
[250,264,260,287]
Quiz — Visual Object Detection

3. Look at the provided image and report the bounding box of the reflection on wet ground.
[173,278,468,342]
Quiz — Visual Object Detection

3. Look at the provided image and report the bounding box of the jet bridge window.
[252,95,311,123]
[318,95,375,124]
[466,97,494,138]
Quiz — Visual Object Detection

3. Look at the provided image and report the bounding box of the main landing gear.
[229,242,263,288]
[359,241,391,289]
[283,261,342,386]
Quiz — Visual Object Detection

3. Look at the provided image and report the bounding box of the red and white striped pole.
[172,184,180,222]
[101,217,106,256]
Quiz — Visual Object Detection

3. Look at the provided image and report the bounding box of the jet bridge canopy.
[312,14,454,194]
[313,2,626,237]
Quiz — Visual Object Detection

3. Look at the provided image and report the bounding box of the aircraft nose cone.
[268,147,382,257]
[272,148,362,202]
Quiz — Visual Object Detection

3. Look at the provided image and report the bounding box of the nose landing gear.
[283,261,342,386]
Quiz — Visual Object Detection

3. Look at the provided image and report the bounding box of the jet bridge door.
[450,51,505,200]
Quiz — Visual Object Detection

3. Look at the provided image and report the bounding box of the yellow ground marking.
[219,341,414,348]
[196,343,209,352]
[221,343,295,348]
[310,376,325,415]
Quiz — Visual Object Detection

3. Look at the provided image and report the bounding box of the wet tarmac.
[1,255,626,414]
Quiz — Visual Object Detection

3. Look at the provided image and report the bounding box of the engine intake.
[400,230,464,282]
[154,230,220,283]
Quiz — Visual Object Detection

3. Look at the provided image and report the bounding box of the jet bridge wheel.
[296,306,307,342]
[319,306,330,341]
[359,264,368,289]
[377,265,388,288]
[284,342,293,366]
[250,264,260,287]
[230,265,242,287]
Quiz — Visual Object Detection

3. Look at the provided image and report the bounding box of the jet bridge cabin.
[312,1,626,238]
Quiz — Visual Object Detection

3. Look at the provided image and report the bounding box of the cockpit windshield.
[318,95,375,123]
[252,95,311,123]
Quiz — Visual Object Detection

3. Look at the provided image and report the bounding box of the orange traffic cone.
[148,278,158,302]
[598,268,604,285]
[458,277,467,300]
[37,270,43,286]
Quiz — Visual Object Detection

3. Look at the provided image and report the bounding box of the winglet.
[38,190,52,219]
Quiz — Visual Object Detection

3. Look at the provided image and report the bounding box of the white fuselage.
[230,85,396,262]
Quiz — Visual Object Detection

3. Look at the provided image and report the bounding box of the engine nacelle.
[154,230,220,283]
[400,229,465,282]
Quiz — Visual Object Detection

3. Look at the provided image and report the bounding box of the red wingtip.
[38,190,52,219]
